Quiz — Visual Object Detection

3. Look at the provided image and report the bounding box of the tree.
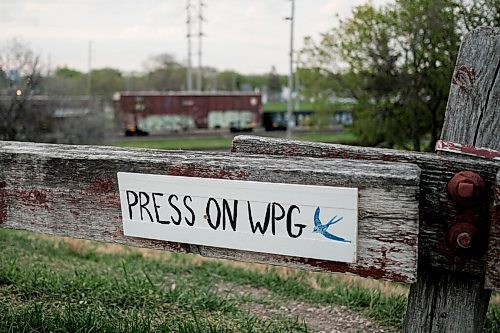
[457,0,500,30]
[267,66,283,102]
[212,70,241,91]
[143,54,187,90]
[43,67,87,96]
[302,5,404,145]
[300,0,496,150]
[90,68,125,98]
[240,74,268,91]
[0,38,45,141]
[394,0,461,150]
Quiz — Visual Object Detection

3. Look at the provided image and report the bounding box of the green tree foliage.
[42,52,277,98]
[301,0,496,150]
[338,4,403,146]
[90,68,125,98]
[457,0,500,29]
[143,53,187,91]
[212,70,241,91]
[240,74,269,91]
[393,0,461,150]
[45,67,126,99]
[267,66,283,102]
[44,67,87,96]
[55,67,82,79]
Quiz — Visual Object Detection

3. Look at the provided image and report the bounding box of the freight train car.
[116,91,262,135]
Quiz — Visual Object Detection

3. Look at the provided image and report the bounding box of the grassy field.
[1,229,499,333]
[114,136,234,151]
[112,130,358,151]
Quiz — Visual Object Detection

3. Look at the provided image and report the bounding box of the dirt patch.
[216,282,396,333]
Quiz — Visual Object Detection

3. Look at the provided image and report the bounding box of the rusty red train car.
[116,91,262,135]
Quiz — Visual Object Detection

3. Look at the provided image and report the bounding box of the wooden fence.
[1,27,499,332]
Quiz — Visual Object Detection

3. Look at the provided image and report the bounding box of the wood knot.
[452,65,475,92]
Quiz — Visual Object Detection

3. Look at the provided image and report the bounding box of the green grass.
[261,102,354,113]
[1,229,498,333]
[114,137,234,151]
[262,102,316,112]
[0,230,306,333]
[113,130,358,151]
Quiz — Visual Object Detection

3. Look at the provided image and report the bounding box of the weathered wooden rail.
[0,141,420,282]
[0,27,499,332]
[232,136,499,283]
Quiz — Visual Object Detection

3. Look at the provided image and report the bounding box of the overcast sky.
[1,0,390,75]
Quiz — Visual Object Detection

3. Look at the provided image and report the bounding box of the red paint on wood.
[18,189,49,205]
[85,178,116,194]
[168,165,248,180]
[0,185,55,219]
[80,179,120,208]
[0,181,7,223]
[293,256,413,282]
[436,140,500,160]
[14,189,51,212]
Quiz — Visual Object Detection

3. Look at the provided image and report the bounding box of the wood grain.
[0,140,420,283]
[405,27,498,333]
[232,135,499,277]
[441,27,500,150]
[402,268,491,333]
[485,170,500,289]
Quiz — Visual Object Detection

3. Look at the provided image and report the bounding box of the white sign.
[117,172,358,263]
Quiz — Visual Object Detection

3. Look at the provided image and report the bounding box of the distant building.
[261,97,355,131]
[0,95,105,143]
[115,91,262,135]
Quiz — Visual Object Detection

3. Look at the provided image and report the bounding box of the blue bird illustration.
[313,207,350,243]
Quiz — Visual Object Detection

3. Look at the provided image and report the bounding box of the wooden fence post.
[403,27,499,333]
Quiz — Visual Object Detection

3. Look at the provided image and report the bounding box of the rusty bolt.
[457,182,474,198]
[447,171,485,206]
[448,223,477,253]
[456,232,472,249]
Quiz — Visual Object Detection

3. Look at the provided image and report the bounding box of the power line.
[295,52,300,114]
[88,40,92,96]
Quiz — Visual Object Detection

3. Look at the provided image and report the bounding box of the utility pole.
[295,52,300,116]
[285,0,295,139]
[186,0,193,91]
[87,40,92,96]
[197,0,205,91]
